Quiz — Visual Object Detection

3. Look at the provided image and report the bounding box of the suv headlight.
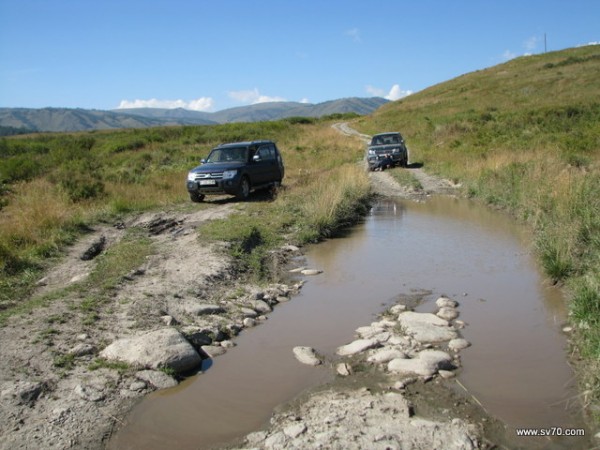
[222,169,238,180]
[187,172,196,182]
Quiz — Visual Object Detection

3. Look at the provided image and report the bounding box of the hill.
[0,107,208,134]
[0,97,388,133]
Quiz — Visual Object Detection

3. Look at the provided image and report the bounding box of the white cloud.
[117,97,214,111]
[228,88,286,104]
[524,36,540,52]
[501,49,517,61]
[366,84,412,101]
[345,28,361,42]
[386,84,413,100]
[300,98,311,104]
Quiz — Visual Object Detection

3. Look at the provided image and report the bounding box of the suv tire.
[236,176,250,200]
[190,192,205,203]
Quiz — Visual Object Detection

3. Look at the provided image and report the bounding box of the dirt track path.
[0,203,255,449]
[333,122,459,199]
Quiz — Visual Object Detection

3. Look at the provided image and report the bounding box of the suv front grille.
[193,172,223,181]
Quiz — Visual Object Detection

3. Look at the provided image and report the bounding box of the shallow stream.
[109,196,586,449]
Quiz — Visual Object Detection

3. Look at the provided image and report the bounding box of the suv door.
[252,144,278,184]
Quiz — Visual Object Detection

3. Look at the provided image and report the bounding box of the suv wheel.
[236,176,250,200]
[190,192,205,202]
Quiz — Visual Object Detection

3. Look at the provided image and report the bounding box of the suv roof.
[372,132,401,138]
[216,140,274,148]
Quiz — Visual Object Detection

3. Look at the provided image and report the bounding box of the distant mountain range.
[0,97,388,134]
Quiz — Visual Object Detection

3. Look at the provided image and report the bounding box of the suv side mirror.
[252,154,261,162]
[200,158,206,164]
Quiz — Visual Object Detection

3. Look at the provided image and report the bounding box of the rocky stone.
[397,311,457,343]
[81,236,106,261]
[250,299,272,314]
[300,269,322,276]
[454,320,467,329]
[448,338,471,351]
[288,266,307,273]
[387,350,454,377]
[74,384,105,402]
[246,431,268,445]
[388,335,411,346]
[185,303,225,316]
[438,370,456,379]
[243,318,257,327]
[293,346,322,366]
[1,381,45,406]
[201,345,227,358]
[100,328,201,373]
[437,307,459,321]
[336,339,380,356]
[389,304,408,314]
[367,348,406,364]
[68,343,95,357]
[283,423,307,438]
[135,370,178,390]
[336,363,353,376]
[182,328,213,347]
[436,296,458,308]
[128,381,145,391]
[355,325,385,339]
[377,319,397,328]
[264,431,287,448]
[240,307,258,318]
[160,315,177,326]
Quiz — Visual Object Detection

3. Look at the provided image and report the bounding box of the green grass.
[0,114,370,315]
[354,44,600,417]
[387,168,423,191]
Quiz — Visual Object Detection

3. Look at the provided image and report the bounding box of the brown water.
[109,197,586,449]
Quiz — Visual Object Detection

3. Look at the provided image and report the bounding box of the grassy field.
[355,44,600,417]
[0,115,370,316]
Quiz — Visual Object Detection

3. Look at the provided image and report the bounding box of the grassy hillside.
[355,44,600,416]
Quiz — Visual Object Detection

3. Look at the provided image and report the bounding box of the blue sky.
[1,0,598,112]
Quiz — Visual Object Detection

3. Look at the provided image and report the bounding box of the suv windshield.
[206,147,248,163]
[371,134,401,146]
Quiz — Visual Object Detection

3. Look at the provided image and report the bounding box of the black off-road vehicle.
[367,132,408,171]
[186,140,285,202]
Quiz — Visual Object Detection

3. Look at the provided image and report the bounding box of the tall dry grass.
[0,179,83,256]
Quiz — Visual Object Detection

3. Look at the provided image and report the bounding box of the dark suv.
[186,140,285,202]
[367,132,408,170]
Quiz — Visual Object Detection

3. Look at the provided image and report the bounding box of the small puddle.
[109,197,586,449]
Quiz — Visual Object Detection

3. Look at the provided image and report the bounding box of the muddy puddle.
[109,197,586,449]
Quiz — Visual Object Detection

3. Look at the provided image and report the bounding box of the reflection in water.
[109,197,585,450]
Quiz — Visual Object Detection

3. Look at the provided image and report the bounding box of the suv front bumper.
[186,178,241,196]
